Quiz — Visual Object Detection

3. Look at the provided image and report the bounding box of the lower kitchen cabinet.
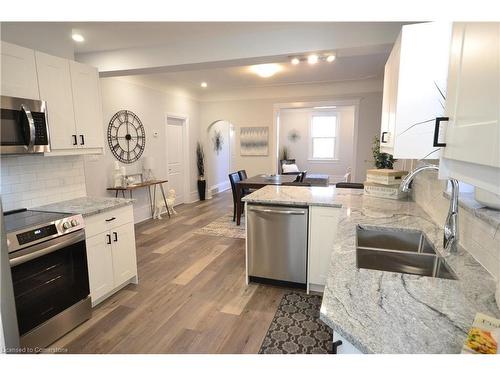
[308,206,340,292]
[84,205,138,306]
[333,331,363,354]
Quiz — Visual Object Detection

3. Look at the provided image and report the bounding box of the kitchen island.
[243,186,500,353]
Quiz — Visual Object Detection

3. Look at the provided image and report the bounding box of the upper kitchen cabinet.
[379,22,452,159]
[439,23,500,195]
[35,51,78,151]
[1,41,40,100]
[69,61,105,151]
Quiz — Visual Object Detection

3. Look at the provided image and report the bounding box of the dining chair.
[237,170,248,180]
[229,172,242,221]
[294,171,307,182]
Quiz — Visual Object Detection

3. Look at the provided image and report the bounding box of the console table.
[107,179,170,218]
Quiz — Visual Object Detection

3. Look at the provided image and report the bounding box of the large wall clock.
[107,110,146,164]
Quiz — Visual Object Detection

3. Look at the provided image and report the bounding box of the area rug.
[194,214,246,239]
[259,291,333,354]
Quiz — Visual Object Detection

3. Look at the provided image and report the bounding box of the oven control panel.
[17,224,58,245]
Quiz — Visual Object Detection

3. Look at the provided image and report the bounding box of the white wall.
[207,120,232,193]
[199,79,383,183]
[279,106,355,183]
[0,155,87,211]
[84,77,200,223]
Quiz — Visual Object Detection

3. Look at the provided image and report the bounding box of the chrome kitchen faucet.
[400,164,459,255]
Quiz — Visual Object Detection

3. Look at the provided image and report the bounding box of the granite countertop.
[242,185,342,208]
[33,196,133,217]
[319,189,500,354]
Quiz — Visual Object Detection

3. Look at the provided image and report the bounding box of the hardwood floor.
[52,191,286,354]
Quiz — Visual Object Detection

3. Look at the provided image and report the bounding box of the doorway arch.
[206,120,235,196]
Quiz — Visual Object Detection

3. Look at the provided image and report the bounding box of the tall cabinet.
[379,22,452,160]
[439,23,500,196]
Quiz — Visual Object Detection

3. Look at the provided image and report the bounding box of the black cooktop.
[3,209,69,233]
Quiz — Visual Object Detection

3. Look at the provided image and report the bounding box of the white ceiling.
[122,50,389,93]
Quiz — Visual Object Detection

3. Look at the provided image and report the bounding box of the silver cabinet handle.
[21,104,35,150]
[249,207,306,215]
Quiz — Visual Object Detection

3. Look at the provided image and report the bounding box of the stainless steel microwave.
[1,96,51,154]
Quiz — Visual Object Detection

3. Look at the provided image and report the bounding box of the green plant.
[196,142,205,178]
[372,135,396,169]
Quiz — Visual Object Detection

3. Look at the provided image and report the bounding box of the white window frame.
[308,111,339,161]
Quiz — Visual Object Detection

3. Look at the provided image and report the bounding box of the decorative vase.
[197,178,206,201]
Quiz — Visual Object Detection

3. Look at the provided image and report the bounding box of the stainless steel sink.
[355,225,457,280]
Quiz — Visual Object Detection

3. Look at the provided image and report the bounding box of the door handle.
[80,134,85,145]
[113,232,118,242]
[433,117,448,147]
[21,104,36,150]
[381,131,389,143]
[106,234,111,245]
[72,134,78,145]
[249,207,306,215]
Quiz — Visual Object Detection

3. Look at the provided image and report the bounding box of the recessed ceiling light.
[307,54,319,65]
[314,106,337,109]
[291,57,300,65]
[326,54,336,63]
[201,82,208,88]
[72,33,85,43]
[250,64,282,78]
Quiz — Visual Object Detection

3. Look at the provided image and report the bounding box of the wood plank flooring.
[52,191,286,354]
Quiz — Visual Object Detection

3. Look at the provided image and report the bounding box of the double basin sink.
[356,225,457,280]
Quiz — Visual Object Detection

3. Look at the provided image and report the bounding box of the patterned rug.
[259,291,333,354]
[194,214,246,239]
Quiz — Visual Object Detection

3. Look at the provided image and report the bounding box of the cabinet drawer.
[84,205,133,238]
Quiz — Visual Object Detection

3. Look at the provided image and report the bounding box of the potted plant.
[196,142,206,200]
[372,135,396,169]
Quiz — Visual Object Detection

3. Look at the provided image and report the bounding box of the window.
[310,114,337,159]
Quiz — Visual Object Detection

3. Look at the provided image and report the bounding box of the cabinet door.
[111,223,138,287]
[443,23,499,168]
[308,206,340,287]
[86,232,114,303]
[1,41,39,99]
[35,52,77,150]
[69,61,105,149]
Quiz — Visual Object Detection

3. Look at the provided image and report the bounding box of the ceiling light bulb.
[307,54,319,64]
[291,57,300,65]
[201,82,208,88]
[72,33,85,42]
[326,55,336,63]
[250,64,282,78]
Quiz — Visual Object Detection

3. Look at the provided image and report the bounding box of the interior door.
[111,223,138,287]
[69,60,105,149]
[167,119,185,204]
[36,52,77,150]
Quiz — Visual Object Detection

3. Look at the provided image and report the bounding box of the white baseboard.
[210,181,231,195]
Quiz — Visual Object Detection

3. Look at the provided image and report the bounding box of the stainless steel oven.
[1,95,51,154]
[5,209,91,350]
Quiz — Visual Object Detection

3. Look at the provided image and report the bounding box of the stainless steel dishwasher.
[247,204,308,286]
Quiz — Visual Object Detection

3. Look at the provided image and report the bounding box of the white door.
[69,60,105,149]
[36,52,77,150]
[167,118,185,204]
[0,41,39,99]
[111,223,138,287]
[86,232,114,303]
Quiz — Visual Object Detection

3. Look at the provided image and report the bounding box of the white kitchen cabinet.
[308,206,340,292]
[0,41,40,99]
[85,205,138,306]
[379,22,452,160]
[69,61,105,150]
[35,51,78,151]
[439,23,500,196]
[333,331,363,354]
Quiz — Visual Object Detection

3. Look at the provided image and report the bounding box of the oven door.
[9,230,90,336]
[1,95,50,154]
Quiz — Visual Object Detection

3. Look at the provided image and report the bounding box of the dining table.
[235,174,298,225]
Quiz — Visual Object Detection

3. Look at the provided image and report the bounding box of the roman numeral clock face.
[107,110,146,164]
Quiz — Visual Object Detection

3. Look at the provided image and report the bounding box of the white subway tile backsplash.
[0,155,87,211]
